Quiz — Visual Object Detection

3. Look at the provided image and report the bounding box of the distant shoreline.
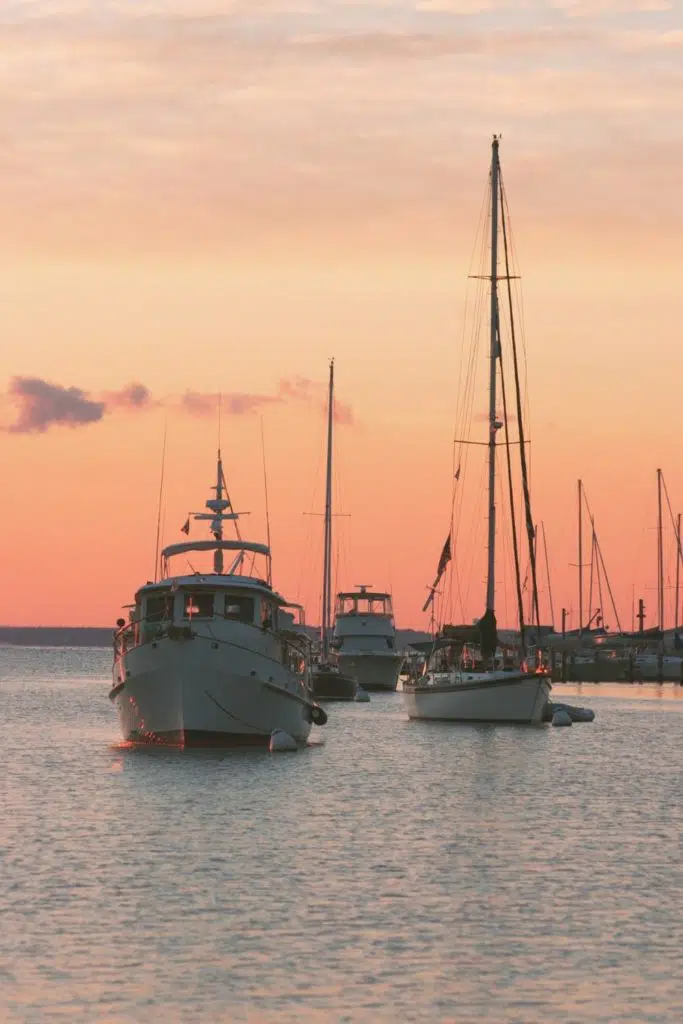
[0,627,113,648]
[0,625,431,649]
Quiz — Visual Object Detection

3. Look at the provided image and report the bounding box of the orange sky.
[1,1,682,630]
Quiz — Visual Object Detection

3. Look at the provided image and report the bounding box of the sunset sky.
[1,0,682,631]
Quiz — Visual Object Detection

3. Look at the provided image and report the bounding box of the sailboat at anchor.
[404,136,551,724]
[311,360,358,702]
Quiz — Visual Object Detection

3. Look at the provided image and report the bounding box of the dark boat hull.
[312,669,357,702]
[125,729,272,748]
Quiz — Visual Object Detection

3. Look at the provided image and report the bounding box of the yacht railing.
[113,614,313,680]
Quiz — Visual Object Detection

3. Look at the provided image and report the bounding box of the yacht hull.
[311,668,357,702]
[111,636,313,746]
[337,652,403,691]
[634,655,683,682]
[403,671,551,724]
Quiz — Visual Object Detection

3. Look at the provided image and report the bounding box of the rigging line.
[496,444,513,630]
[500,186,530,425]
[541,522,555,629]
[498,321,526,641]
[456,190,489,446]
[588,518,596,628]
[461,455,488,624]
[499,182,532,501]
[454,177,492,437]
[453,228,489,559]
[594,532,623,633]
[499,169,540,636]
[581,486,623,633]
[596,524,606,627]
[661,472,683,568]
[153,417,168,583]
[295,439,325,607]
[260,418,272,586]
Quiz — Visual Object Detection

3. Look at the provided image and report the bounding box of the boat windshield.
[336,593,392,617]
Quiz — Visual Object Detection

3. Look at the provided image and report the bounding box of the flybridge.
[335,586,394,618]
[161,540,270,561]
[162,448,271,580]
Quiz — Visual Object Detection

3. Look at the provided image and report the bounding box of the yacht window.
[146,595,172,622]
[224,595,255,623]
[261,599,278,630]
[386,638,395,650]
[183,592,215,618]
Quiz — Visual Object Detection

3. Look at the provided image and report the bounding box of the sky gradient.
[1,0,682,630]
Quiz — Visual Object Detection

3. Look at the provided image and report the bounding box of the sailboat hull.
[403,671,551,724]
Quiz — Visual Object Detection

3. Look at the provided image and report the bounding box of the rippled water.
[1,646,682,1022]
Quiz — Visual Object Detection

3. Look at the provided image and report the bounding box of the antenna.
[217,393,222,452]
[260,417,272,585]
[153,417,168,582]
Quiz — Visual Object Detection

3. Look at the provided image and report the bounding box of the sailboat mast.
[676,512,681,632]
[578,478,583,636]
[485,136,500,613]
[657,467,664,631]
[321,360,335,661]
[214,450,224,574]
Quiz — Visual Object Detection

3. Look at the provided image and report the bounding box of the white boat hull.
[111,635,313,746]
[634,655,683,681]
[337,652,403,691]
[403,671,551,724]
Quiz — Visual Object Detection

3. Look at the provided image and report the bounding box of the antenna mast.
[260,418,272,586]
[657,467,664,631]
[321,359,335,663]
[153,418,168,582]
[578,478,583,636]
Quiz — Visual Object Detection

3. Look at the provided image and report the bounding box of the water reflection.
[1,650,682,1022]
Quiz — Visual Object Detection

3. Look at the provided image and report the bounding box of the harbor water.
[1,645,682,1022]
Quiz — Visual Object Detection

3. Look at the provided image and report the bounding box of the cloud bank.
[2,376,353,434]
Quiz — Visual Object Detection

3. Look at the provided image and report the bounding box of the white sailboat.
[110,451,327,746]
[333,585,403,691]
[404,136,551,725]
[311,360,358,701]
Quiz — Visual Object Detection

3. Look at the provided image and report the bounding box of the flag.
[422,534,453,612]
[436,534,452,577]
[454,465,461,481]
[181,517,190,535]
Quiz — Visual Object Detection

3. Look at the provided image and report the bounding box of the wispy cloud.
[292,27,589,58]
[0,0,681,255]
[2,376,353,434]
[4,378,105,434]
[552,0,671,15]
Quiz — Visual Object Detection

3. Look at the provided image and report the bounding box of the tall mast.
[657,467,664,631]
[214,450,224,574]
[485,136,500,614]
[578,478,583,636]
[527,525,537,625]
[321,360,335,662]
[676,512,681,633]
